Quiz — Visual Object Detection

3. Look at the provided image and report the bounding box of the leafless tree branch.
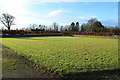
[0,13,15,30]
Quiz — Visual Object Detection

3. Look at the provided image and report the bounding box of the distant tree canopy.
[53,22,59,31]
[76,22,79,31]
[81,18,104,32]
[69,22,79,31]
[60,26,63,31]
[29,24,46,31]
[106,26,120,34]
[0,13,15,30]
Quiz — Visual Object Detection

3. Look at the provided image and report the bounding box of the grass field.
[1,35,119,77]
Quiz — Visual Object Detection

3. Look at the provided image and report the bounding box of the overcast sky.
[0,0,118,29]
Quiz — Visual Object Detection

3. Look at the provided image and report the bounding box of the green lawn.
[1,35,119,75]
[73,35,120,39]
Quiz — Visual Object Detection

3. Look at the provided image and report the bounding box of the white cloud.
[48,10,64,17]
[79,16,97,21]
[0,0,30,15]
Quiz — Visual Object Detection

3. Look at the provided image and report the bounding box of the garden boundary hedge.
[1,30,120,37]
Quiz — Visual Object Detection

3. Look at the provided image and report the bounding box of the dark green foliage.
[81,18,105,32]
[76,22,79,31]
[81,23,89,32]
[71,22,75,26]
[70,22,79,32]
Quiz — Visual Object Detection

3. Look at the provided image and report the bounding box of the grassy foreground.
[1,45,61,78]
[1,35,119,76]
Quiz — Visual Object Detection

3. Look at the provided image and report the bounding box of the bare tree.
[0,13,15,30]
[53,22,59,31]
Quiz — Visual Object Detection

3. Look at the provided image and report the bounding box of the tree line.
[0,13,120,34]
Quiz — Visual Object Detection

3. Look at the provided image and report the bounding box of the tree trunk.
[8,27,10,30]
